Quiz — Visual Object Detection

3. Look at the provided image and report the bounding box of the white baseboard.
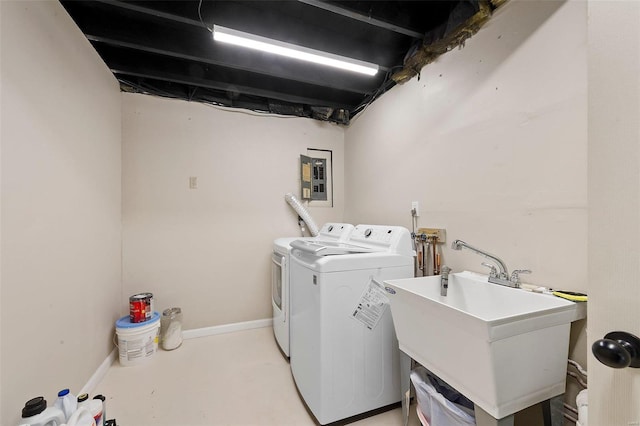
[182,318,273,340]
[82,318,272,393]
[81,347,117,395]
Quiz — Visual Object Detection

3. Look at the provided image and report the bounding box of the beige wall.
[0,0,606,423]
[588,1,640,423]
[121,94,344,329]
[0,1,122,424]
[345,0,587,422]
[346,0,586,293]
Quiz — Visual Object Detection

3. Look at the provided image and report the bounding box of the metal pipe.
[430,236,439,275]
[568,359,588,377]
[563,412,578,424]
[567,371,588,388]
[422,240,428,277]
[412,233,421,277]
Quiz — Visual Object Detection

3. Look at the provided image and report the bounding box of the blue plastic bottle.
[53,389,77,421]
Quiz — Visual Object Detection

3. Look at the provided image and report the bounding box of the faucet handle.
[481,262,498,277]
[510,269,532,284]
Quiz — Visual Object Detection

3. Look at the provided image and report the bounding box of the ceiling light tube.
[213,25,378,76]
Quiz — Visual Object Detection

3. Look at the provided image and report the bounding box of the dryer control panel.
[317,223,354,241]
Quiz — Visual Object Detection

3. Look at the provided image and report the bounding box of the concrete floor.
[97,326,422,426]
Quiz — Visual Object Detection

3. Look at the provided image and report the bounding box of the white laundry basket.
[410,366,476,426]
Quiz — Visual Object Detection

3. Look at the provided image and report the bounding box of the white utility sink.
[385,271,585,420]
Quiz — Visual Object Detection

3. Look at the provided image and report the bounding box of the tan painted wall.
[121,94,344,329]
[348,0,587,300]
[345,0,587,423]
[1,0,608,424]
[0,1,122,424]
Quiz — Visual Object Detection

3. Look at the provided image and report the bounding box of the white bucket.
[115,312,160,366]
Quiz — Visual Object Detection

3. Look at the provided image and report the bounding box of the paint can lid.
[116,311,160,328]
[162,307,182,318]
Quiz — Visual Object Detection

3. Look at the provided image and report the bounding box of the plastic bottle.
[53,389,77,421]
[87,399,103,426]
[91,395,105,426]
[576,389,588,426]
[63,407,95,426]
[76,394,89,411]
[18,396,66,426]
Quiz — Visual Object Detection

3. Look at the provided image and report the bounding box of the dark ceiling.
[61,1,486,124]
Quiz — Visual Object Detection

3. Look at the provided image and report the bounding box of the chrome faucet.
[450,240,530,288]
[440,265,451,296]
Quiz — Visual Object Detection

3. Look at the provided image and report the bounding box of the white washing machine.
[272,223,354,357]
[289,225,415,425]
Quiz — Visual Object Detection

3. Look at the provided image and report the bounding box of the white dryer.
[289,225,414,425]
[272,223,354,357]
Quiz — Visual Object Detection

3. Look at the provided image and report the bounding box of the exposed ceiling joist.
[86,34,375,96]
[112,68,352,109]
[94,0,202,27]
[298,0,424,39]
[61,1,498,124]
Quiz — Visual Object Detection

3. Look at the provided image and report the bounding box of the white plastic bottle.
[91,396,105,426]
[576,389,588,426]
[64,407,95,426]
[53,389,77,422]
[87,399,103,426]
[18,397,66,426]
[75,394,89,411]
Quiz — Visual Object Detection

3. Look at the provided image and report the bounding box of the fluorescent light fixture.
[213,25,378,76]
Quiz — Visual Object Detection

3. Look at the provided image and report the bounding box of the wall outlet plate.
[411,201,419,217]
[417,227,446,243]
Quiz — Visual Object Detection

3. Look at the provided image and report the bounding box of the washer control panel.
[350,225,398,246]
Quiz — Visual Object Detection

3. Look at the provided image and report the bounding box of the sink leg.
[542,395,565,426]
[400,350,412,426]
[542,398,551,426]
[474,405,514,426]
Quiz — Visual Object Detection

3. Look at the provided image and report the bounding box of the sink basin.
[384,271,583,419]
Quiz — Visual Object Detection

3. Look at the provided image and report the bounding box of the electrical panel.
[311,158,327,201]
[300,155,312,200]
[300,155,327,201]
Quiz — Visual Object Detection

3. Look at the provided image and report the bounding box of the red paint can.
[129,294,148,323]
[141,292,155,320]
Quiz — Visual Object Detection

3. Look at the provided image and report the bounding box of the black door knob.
[592,331,640,369]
